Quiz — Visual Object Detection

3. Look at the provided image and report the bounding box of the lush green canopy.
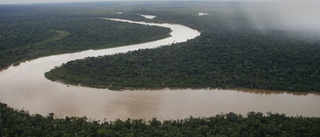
[45,5,320,92]
[1,102,320,137]
[0,5,170,69]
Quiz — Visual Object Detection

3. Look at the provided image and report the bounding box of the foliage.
[1,102,320,137]
[0,5,171,69]
[46,6,320,92]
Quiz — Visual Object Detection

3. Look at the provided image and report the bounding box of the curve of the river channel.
[0,18,319,121]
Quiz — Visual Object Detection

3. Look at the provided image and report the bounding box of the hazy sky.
[1,0,201,4]
[0,0,109,4]
[0,0,270,5]
[1,0,317,4]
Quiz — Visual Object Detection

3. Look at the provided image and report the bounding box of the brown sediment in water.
[0,18,319,121]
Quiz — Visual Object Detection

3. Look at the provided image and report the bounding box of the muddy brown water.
[0,18,319,121]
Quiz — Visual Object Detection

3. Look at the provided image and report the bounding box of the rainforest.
[44,2,320,92]
[1,1,320,136]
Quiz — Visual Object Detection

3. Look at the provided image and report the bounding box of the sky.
[0,0,109,4]
[0,0,317,4]
[1,0,197,4]
[0,0,272,5]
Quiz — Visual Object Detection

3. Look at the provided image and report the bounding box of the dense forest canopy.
[0,4,171,69]
[1,102,320,137]
[41,2,320,92]
[1,2,320,136]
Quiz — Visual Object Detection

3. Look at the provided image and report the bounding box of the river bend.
[0,18,319,121]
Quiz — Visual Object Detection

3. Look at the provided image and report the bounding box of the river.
[0,18,319,121]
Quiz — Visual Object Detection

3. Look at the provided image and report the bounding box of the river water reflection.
[0,18,319,121]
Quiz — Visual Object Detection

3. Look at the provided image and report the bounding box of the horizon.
[3,0,212,5]
[0,0,299,5]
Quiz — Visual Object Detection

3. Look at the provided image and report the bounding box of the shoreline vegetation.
[1,102,320,137]
[45,23,320,92]
[1,2,320,136]
[2,3,319,92]
[0,10,171,70]
[41,3,319,92]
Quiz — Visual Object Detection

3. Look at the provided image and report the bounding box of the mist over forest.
[236,1,320,40]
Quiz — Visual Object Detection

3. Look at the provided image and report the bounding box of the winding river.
[0,18,319,121]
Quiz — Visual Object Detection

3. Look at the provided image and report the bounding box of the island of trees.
[44,3,320,92]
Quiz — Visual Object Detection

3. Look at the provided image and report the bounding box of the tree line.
[1,102,320,137]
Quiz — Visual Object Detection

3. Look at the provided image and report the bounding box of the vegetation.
[1,2,320,136]
[0,5,171,70]
[1,102,320,137]
[45,4,320,92]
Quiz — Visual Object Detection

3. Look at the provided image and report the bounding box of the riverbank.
[2,102,319,137]
[0,18,205,121]
[45,29,320,92]
[1,2,319,122]
[0,12,171,70]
